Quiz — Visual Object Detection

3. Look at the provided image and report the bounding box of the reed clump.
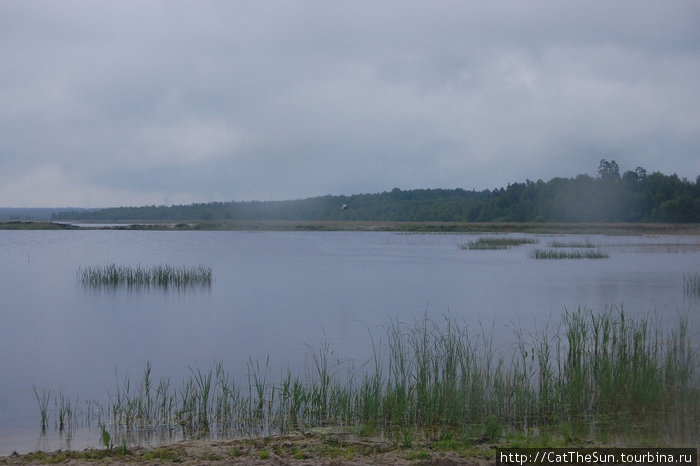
[33,386,50,432]
[32,387,84,433]
[35,307,699,446]
[78,264,212,289]
[461,236,538,250]
[530,248,609,259]
[684,273,700,296]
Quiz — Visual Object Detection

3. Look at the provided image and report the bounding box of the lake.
[0,230,698,454]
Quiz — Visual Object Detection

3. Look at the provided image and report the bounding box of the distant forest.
[0,207,92,222]
[52,161,700,223]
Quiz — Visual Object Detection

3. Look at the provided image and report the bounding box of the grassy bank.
[32,307,699,450]
[190,220,700,235]
[0,221,79,230]
[5,431,495,465]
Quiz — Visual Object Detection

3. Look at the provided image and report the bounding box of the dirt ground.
[0,432,496,465]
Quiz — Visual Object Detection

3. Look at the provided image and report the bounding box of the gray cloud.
[1,0,698,207]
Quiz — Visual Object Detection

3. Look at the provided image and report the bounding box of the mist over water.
[0,230,698,454]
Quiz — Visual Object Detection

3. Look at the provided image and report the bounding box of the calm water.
[0,230,698,454]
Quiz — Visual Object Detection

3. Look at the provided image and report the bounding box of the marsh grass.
[36,307,698,446]
[461,236,538,250]
[530,248,609,259]
[33,386,50,431]
[55,392,75,432]
[684,273,700,296]
[32,387,84,433]
[78,264,212,289]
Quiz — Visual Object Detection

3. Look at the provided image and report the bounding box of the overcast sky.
[1,1,698,207]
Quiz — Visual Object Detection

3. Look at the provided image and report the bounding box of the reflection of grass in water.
[684,273,700,296]
[460,236,538,250]
[36,307,698,446]
[611,242,700,254]
[548,240,597,248]
[78,264,212,289]
[530,248,609,259]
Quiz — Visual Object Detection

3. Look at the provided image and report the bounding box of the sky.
[1,1,699,208]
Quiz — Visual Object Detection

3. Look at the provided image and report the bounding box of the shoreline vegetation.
[2,220,700,235]
[16,307,699,464]
[46,163,700,224]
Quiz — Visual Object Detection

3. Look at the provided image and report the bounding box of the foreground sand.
[0,432,495,465]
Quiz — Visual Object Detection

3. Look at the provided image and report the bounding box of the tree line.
[52,161,700,223]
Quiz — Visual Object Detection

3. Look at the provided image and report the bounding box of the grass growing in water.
[530,248,609,259]
[78,264,212,289]
[32,387,83,433]
[684,273,700,296]
[35,307,698,446]
[461,236,538,250]
[33,386,50,432]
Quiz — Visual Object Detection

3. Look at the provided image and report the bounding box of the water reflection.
[79,281,212,295]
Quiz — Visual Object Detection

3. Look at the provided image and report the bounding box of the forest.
[51,161,700,223]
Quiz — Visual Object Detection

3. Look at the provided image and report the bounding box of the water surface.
[0,231,698,454]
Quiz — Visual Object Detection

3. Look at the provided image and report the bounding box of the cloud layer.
[1,1,698,207]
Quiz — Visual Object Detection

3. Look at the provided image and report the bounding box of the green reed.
[461,236,538,250]
[33,386,50,432]
[32,387,83,433]
[78,264,212,289]
[530,248,609,259]
[55,392,75,432]
[36,307,698,445]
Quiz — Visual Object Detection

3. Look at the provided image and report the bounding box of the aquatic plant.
[78,264,212,289]
[461,236,538,250]
[35,307,698,446]
[684,273,700,296]
[33,386,50,431]
[529,248,609,259]
[99,422,112,450]
[56,392,75,432]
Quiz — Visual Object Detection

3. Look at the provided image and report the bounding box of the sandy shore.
[0,432,495,465]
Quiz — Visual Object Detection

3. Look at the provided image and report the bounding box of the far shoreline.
[2,219,700,235]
